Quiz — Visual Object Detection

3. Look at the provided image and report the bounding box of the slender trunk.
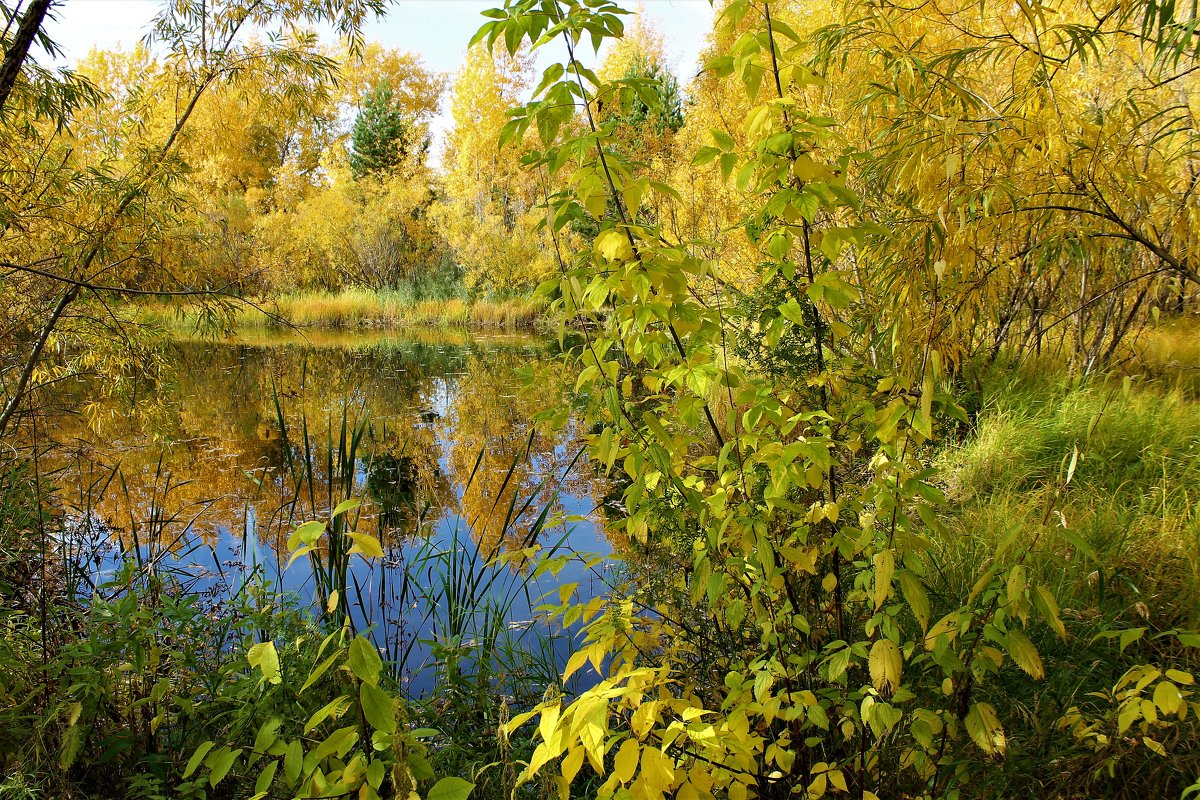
[0,0,53,115]
[0,66,217,440]
[0,285,77,439]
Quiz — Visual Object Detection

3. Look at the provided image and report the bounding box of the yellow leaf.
[899,571,930,632]
[613,738,639,783]
[925,613,960,650]
[868,639,903,693]
[828,769,848,792]
[557,582,577,605]
[284,545,315,571]
[631,701,659,739]
[1153,681,1183,715]
[539,704,561,746]
[563,650,589,681]
[965,702,1006,755]
[520,740,558,784]
[1166,669,1194,685]
[560,746,584,785]
[594,229,633,263]
[639,747,675,791]
[1004,629,1045,680]
[576,696,608,774]
[1033,585,1067,639]
[872,550,894,610]
[792,155,829,182]
[346,532,384,559]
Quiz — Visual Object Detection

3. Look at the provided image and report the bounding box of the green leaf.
[184,741,214,779]
[428,776,476,800]
[360,681,396,734]
[409,749,436,781]
[348,636,384,685]
[310,726,358,763]
[254,759,278,795]
[720,151,738,180]
[332,498,360,518]
[691,146,721,167]
[206,746,241,787]
[301,649,343,694]
[252,718,282,759]
[712,129,736,150]
[284,740,303,786]
[304,695,353,734]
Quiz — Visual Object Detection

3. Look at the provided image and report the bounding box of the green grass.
[918,331,1200,796]
[131,288,548,332]
[937,371,1200,624]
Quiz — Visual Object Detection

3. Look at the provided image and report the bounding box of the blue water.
[56,331,618,697]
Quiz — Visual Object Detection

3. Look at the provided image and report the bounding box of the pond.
[42,328,623,696]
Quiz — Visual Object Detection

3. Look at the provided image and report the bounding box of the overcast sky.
[39,0,714,165]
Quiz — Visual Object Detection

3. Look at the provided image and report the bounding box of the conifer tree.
[349,79,412,178]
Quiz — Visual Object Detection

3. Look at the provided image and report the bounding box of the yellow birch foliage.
[434,43,554,293]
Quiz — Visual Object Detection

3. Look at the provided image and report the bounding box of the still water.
[47,329,621,695]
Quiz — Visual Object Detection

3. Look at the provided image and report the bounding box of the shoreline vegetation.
[130,289,550,332]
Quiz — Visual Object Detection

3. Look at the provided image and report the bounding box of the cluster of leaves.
[182,625,469,800]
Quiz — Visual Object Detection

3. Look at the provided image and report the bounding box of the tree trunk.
[0,0,54,116]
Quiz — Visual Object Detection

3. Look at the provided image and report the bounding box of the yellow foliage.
[436,43,553,293]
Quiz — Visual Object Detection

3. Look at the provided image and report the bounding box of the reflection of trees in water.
[368,453,419,527]
[364,443,454,542]
[443,349,588,555]
[40,334,590,558]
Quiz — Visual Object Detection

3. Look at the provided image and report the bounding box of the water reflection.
[43,330,618,694]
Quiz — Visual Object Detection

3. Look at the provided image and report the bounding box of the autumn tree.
[434,42,553,294]
[0,0,385,438]
[472,1,1200,798]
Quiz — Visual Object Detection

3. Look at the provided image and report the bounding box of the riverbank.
[131,288,549,331]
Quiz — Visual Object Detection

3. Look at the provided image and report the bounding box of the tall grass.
[132,288,548,332]
[938,369,1200,625]
[1123,315,1200,396]
[918,344,1200,795]
[265,397,576,797]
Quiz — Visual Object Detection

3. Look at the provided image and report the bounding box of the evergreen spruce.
[349,79,410,179]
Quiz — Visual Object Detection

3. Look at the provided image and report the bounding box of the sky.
[39,0,715,164]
